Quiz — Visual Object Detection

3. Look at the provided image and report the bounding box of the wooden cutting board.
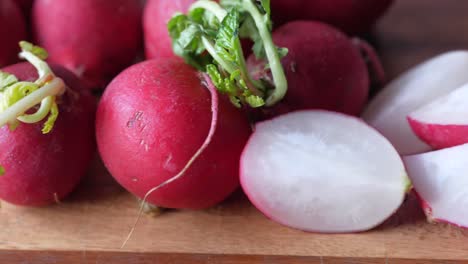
[2,1,468,263]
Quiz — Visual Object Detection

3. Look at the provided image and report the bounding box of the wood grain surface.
[3,1,468,263]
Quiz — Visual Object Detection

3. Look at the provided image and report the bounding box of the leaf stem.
[189,0,228,21]
[0,78,64,127]
[242,0,287,106]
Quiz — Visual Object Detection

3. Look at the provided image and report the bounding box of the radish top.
[0,42,66,174]
[168,0,288,107]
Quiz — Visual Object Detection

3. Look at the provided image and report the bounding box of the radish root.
[121,73,220,248]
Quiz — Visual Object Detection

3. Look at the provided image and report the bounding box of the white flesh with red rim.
[404,144,468,226]
[409,82,468,125]
[363,51,468,155]
[241,110,408,233]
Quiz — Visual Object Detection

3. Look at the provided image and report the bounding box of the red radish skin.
[15,0,33,17]
[247,21,370,119]
[0,63,96,206]
[96,58,251,209]
[144,0,196,59]
[270,0,394,35]
[32,0,143,89]
[408,119,468,150]
[0,0,27,67]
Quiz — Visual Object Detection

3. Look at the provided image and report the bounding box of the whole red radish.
[247,21,371,119]
[270,0,394,35]
[0,0,27,67]
[0,62,95,206]
[144,0,196,59]
[32,0,143,89]
[96,58,251,209]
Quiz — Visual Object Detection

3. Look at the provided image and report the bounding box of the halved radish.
[240,110,408,233]
[363,51,468,155]
[404,144,468,226]
[408,83,468,149]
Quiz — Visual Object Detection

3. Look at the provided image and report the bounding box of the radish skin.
[0,0,27,67]
[96,58,251,209]
[0,63,96,206]
[32,0,143,88]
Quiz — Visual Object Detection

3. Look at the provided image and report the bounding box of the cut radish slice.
[240,110,408,233]
[363,51,468,155]
[404,144,468,226]
[408,83,468,149]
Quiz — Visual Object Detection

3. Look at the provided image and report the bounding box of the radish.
[247,21,371,118]
[0,42,95,206]
[363,51,468,155]
[96,58,251,209]
[269,0,394,35]
[144,0,196,59]
[0,0,27,67]
[240,110,409,233]
[408,83,468,150]
[32,0,143,89]
[16,0,33,17]
[404,144,468,227]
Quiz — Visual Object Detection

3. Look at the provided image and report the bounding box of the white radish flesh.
[404,144,468,226]
[241,110,408,233]
[363,51,468,155]
[408,82,468,149]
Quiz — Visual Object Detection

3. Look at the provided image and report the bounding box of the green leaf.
[245,95,264,107]
[260,0,271,17]
[0,82,39,112]
[19,41,48,60]
[0,71,18,91]
[42,101,58,134]
[0,165,4,176]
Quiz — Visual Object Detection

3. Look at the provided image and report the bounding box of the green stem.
[189,0,228,21]
[233,38,263,96]
[202,36,236,73]
[242,0,287,106]
[19,51,53,83]
[0,78,64,127]
[17,96,54,123]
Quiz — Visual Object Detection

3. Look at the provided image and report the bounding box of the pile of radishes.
[2,0,467,235]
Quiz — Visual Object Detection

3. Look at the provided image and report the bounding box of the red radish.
[247,21,371,119]
[240,110,408,233]
[0,62,95,206]
[270,0,394,35]
[0,0,27,67]
[144,0,195,59]
[96,58,251,209]
[404,144,468,227]
[32,0,143,89]
[408,83,468,149]
[15,0,33,17]
[363,51,468,155]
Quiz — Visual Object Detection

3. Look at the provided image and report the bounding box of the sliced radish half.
[408,82,468,149]
[404,144,468,226]
[240,110,409,233]
[363,51,468,155]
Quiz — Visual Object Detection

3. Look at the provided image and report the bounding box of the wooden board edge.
[0,250,466,264]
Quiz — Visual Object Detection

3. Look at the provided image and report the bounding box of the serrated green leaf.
[277,47,288,58]
[245,94,265,108]
[0,82,39,112]
[42,101,58,134]
[260,0,271,17]
[0,165,4,176]
[215,9,240,63]
[0,71,18,91]
[19,41,48,60]
[229,95,241,108]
